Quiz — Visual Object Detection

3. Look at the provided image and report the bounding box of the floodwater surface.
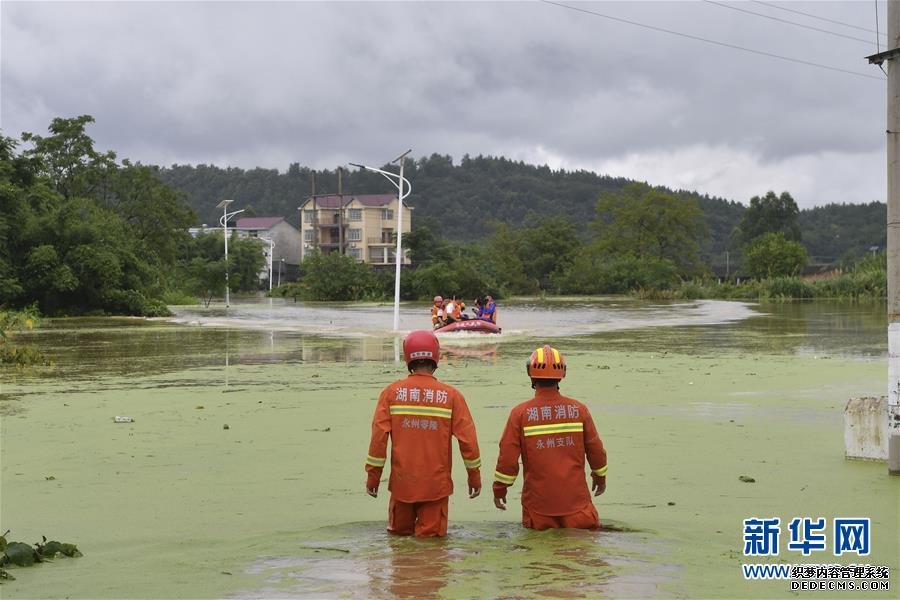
[1,298,896,599]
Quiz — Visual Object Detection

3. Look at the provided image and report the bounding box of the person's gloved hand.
[591,474,606,497]
[468,468,481,498]
[493,482,508,510]
[366,471,381,498]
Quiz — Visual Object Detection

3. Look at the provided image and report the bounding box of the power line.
[752,0,887,38]
[540,0,884,81]
[703,0,875,45]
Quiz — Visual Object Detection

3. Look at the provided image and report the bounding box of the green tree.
[745,232,808,278]
[486,223,530,294]
[21,115,117,201]
[184,257,226,307]
[519,215,582,290]
[737,190,801,246]
[227,235,268,292]
[299,251,377,300]
[108,161,196,269]
[2,117,192,315]
[592,183,707,275]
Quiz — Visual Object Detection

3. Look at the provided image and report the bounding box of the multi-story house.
[298,193,412,265]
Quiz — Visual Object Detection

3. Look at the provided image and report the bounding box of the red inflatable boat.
[435,319,501,334]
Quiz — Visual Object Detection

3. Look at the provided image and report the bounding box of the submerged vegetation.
[0,307,46,366]
[665,252,886,301]
[0,530,82,582]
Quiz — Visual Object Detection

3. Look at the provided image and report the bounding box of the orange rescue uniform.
[430,305,442,327]
[493,387,607,529]
[366,372,481,536]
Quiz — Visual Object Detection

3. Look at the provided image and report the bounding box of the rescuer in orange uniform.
[430,296,444,329]
[492,345,607,530]
[365,330,482,537]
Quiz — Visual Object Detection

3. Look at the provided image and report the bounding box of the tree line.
[0,115,888,315]
[0,116,265,316]
[157,153,885,270]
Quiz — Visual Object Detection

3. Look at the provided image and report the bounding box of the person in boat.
[430,296,445,330]
[478,295,497,324]
[443,297,458,326]
[453,295,468,319]
[492,344,607,530]
[472,296,484,319]
[365,330,482,537]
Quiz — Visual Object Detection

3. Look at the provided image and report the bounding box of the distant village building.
[298,194,412,265]
[187,217,301,285]
[235,217,300,284]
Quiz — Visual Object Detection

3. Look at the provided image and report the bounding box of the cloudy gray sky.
[1,1,891,208]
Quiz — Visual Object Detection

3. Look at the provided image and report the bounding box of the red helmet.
[404,330,441,367]
[526,344,566,380]
[433,295,443,304]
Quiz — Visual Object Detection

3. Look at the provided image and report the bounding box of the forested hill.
[156,153,884,266]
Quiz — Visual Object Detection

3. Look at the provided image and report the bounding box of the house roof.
[236,217,285,230]
[299,194,402,209]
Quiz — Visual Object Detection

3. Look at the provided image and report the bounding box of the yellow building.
[298,193,412,265]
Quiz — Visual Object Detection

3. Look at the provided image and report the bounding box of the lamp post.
[216,199,245,308]
[350,149,412,332]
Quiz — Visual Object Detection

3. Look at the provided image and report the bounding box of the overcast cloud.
[0,1,890,208]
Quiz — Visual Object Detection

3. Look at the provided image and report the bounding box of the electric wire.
[875,0,888,77]
[540,0,884,81]
[752,0,887,38]
[702,0,875,45]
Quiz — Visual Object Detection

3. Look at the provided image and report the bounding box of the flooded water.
[2,297,896,599]
[8,298,887,380]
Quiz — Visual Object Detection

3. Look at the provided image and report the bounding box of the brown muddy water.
[1,298,897,599]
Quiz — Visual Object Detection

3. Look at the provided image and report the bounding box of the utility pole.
[338,167,344,255]
[868,0,900,475]
[311,172,318,252]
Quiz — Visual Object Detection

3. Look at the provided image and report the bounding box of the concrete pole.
[311,173,318,252]
[223,207,230,308]
[393,156,405,332]
[887,0,900,475]
[338,167,344,255]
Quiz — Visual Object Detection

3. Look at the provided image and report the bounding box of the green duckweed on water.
[1,300,898,599]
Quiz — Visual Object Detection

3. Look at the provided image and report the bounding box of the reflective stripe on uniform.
[592,465,608,477]
[389,405,452,419]
[366,455,386,467]
[522,422,584,437]
[464,456,482,469]
[494,470,516,485]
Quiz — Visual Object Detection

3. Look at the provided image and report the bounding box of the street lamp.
[350,149,412,332]
[216,199,245,308]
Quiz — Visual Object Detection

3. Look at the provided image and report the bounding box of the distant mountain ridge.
[155,154,885,267]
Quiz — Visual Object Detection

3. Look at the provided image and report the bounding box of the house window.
[381,209,394,220]
[348,209,362,221]
[303,210,315,222]
[348,228,362,241]
[304,230,315,242]
[349,247,362,259]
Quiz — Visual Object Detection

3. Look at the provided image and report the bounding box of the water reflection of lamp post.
[350,149,412,332]
[217,199,245,308]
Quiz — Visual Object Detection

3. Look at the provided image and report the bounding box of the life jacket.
[482,302,497,323]
[452,302,462,319]
[431,305,443,325]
